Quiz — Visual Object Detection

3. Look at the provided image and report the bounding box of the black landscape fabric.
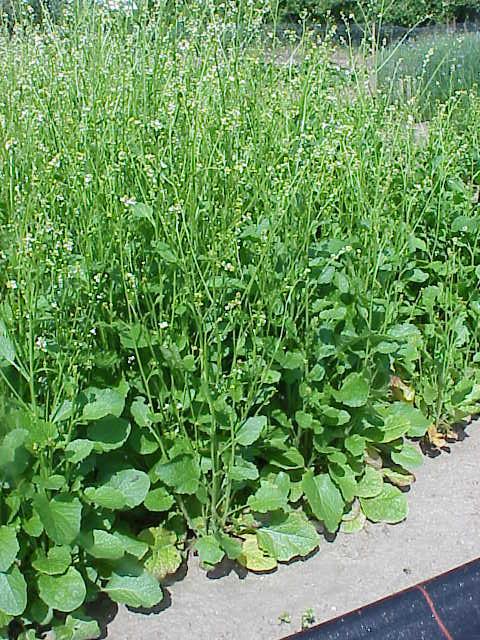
[285,558,480,640]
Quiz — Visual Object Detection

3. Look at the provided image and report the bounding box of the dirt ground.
[102,421,479,640]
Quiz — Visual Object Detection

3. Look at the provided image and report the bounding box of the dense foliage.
[281,0,480,25]
[1,3,480,638]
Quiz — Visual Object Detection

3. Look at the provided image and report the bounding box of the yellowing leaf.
[427,424,447,449]
[390,376,415,403]
[238,535,277,572]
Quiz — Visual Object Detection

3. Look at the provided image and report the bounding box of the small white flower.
[35,336,47,351]
[84,174,93,185]
[6,280,17,290]
[159,321,169,329]
[90,327,97,336]
[120,195,137,207]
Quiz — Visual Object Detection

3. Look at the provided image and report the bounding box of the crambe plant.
[1,1,480,637]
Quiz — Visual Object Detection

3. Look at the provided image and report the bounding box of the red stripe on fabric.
[416,584,454,640]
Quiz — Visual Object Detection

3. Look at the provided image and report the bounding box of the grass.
[1,3,480,637]
[378,30,480,118]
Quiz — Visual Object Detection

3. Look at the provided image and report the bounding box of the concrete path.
[105,421,479,640]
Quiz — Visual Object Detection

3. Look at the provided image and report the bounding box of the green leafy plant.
[1,2,480,637]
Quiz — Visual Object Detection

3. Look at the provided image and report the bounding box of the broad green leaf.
[340,502,367,534]
[452,214,478,234]
[129,429,159,455]
[34,474,66,491]
[355,466,384,498]
[280,351,304,370]
[266,447,304,470]
[82,382,128,421]
[391,443,423,471]
[105,469,150,508]
[32,546,71,575]
[0,326,15,366]
[87,416,131,452]
[24,418,58,450]
[0,429,30,478]
[65,440,94,464]
[117,322,152,349]
[0,566,27,615]
[130,397,152,427]
[83,530,125,560]
[139,528,182,580]
[153,455,200,495]
[257,512,320,562]
[83,486,125,510]
[103,569,163,608]
[0,610,12,629]
[238,534,277,572]
[0,527,19,572]
[23,512,43,537]
[216,533,242,560]
[329,464,357,502]
[247,476,290,513]
[295,411,313,429]
[360,485,408,523]
[345,434,366,457]
[38,567,86,612]
[302,471,344,533]
[51,400,73,424]
[320,406,351,425]
[131,202,154,224]
[380,403,430,438]
[378,414,412,443]
[52,614,100,640]
[112,531,149,560]
[194,535,224,566]
[334,373,369,407]
[236,416,267,446]
[33,495,82,545]
[290,480,304,503]
[229,458,259,481]
[26,596,52,626]
[144,488,175,512]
